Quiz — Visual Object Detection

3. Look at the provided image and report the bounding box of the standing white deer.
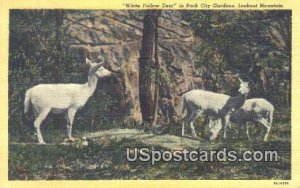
[24,58,112,144]
[181,77,250,139]
[209,98,274,141]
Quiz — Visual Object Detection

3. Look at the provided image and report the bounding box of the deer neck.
[85,74,99,97]
[219,93,247,117]
[234,93,247,108]
[239,92,248,100]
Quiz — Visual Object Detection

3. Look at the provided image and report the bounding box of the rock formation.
[64,10,197,122]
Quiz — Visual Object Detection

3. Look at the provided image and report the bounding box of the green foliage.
[78,90,116,132]
[151,67,173,87]
[182,10,291,107]
[260,56,286,69]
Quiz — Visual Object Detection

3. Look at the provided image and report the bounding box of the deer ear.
[86,58,92,66]
[97,61,104,65]
[92,62,104,70]
[238,77,245,83]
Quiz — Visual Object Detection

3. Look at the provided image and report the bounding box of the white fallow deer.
[24,58,112,144]
[181,77,250,140]
[209,98,274,142]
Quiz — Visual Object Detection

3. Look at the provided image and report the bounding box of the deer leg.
[66,108,77,141]
[34,108,51,145]
[262,119,272,142]
[181,111,187,137]
[166,109,170,124]
[237,123,242,139]
[32,106,40,136]
[182,120,185,137]
[190,121,197,138]
[189,110,202,138]
[182,108,191,137]
[228,120,232,129]
[245,123,251,140]
[237,123,244,139]
[222,115,230,139]
[256,118,271,142]
[188,113,197,138]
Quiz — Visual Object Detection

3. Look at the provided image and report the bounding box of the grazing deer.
[209,98,274,142]
[181,77,250,139]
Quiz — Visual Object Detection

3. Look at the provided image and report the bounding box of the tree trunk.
[52,10,64,82]
[52,10,64,129]
[151,12,160,127]
[139,11,160,125]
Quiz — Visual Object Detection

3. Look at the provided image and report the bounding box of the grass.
[9,120,291,180]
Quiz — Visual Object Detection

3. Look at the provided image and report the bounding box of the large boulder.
[64,10,196,122]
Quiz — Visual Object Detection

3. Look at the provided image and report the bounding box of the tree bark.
[52,10,64,82]
[139,10,160,125]
[52,10,64,129]
[151,12,160,127]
